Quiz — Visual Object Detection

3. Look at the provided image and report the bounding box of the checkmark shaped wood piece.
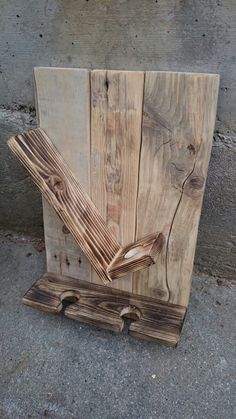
[8,128,164,284]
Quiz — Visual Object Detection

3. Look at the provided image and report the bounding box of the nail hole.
[187,144,195,154]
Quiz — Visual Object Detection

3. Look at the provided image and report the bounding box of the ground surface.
[0,232,235,419]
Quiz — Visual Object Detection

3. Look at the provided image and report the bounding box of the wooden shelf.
[22,272,186,347]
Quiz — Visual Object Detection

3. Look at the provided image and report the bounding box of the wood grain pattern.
[8,128,119,284]
[32,68,219,307]
[90,70,144,291]
[8,128,164,283]
[8,68,219,345]
[132,71,220,305]
[108,232,164,280]
[34,68,91,281]
[22,272,186,347]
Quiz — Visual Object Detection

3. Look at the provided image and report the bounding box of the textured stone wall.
[0,0,235,278]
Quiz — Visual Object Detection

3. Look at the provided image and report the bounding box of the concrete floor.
[0,232,235,419]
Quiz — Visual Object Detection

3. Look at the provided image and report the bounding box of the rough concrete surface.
[0,232,235,419]
[0,108,41,235]
[0,1,236,278]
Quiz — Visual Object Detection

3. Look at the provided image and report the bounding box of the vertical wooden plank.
[90,70,144,291]
[34,67,91,281]
[133,71,219,306]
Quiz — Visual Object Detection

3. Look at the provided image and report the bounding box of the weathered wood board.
[22,272,186,347]
[34,68,91,281]
[11,68,219,346]
[8,128,165,284]
[133,72,220,305]
[33,68,219,309]
[90,70,144,291]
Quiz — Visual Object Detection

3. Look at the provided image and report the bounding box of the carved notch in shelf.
[22,272,186,347]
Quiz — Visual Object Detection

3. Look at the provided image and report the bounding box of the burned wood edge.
[8,128,164,283]
[22,272,187,347]
[107,232,165,280]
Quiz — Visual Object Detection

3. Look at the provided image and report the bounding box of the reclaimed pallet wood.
[8,68,219,345]
[22,272,186,347]
[34,68,91,281]
[133,72,220,305]
[8,129,164,283]
[90,70,144,291]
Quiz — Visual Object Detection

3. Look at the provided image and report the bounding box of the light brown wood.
[132,71,220,305]
[34,68,91,281]
[8,68,219,345]
[8,129,164,283]
[33,68,219,306]
[108,232,164,280]
[22,272,186,347]
[90,70,144,291]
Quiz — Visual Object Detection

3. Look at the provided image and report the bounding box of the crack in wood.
[143,108,172,132]
[165,161,196,302]
[171,162,185,172]
[155,139,174,154]
[134,71,146,270]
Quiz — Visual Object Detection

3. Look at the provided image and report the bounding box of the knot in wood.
[184,175,205,199]
[50,175,65,193]
[189,176,205,190]
[62,225,70,234]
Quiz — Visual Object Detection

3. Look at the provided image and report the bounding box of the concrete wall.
[0,0,235,279]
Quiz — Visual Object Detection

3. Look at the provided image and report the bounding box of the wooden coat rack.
[8,68,219,346]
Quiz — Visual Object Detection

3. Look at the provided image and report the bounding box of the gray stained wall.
[0,0,235,279]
